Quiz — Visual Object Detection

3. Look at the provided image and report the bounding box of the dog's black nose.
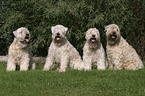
[57,32,60,36]
[112,32,116,35]
[26,34,29,37]
[92,35,95,37]
[25,34,29,39]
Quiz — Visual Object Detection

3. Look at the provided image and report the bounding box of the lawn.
[0,61,145,96]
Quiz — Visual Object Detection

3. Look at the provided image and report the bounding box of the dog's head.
[13,27,30,48]
[86,28,100,48]
[105,24,121,45]
[51,25,68,44]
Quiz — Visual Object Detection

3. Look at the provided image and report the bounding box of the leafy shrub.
[0,0,145,59]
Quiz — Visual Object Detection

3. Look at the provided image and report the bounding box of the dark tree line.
[0,0,145,59]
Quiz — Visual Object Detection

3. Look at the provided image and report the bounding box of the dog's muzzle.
[55,36,61,41]
[110,32,117,40]
[25,34,30,42]
[55,32,61,41]
[19,34,30,44]
[90,38,96,43]
[90,35,96,43]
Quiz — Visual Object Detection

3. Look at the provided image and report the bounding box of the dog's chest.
[107,45,123,60]
[91,50,100,61]
[54,51,61,62]
[11,48,27,63]
[53,46,65,62]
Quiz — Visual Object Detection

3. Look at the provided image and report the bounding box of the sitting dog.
[6,27,35,71]
[83,28,106,70]
[43,25,83,72]
[105,24,144,70]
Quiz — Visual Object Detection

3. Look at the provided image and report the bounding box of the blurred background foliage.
[0,0,145,59]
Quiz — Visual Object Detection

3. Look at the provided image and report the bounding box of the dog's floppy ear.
[64,27,68,34]
[85,33,88,40]
[96,28,100,37]
[115,25,120,32]
[51,26,55,33]
[85,29,89,40]
[105,25,110,32]
[13,30,17,37]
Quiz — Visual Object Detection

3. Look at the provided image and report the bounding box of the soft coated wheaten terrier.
[105,24,144,70]
[83,28,106,70]
[43,25,83,72]
[7,27,35,71]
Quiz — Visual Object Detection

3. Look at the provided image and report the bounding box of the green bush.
[0,0,145,59]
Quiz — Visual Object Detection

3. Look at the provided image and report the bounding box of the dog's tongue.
[25,39,29,42]
[112,36,115,39]
[56,38,60,40]
[91,39,95,42]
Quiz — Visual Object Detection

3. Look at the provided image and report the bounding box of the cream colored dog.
[105,24,144,70]
[83,28,106,71]
[43,25,83,72]
[7,27,35,71]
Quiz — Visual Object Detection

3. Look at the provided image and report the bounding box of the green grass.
[0,61,145,96]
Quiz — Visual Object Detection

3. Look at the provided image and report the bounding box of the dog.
[43,25,83,72]
[6,27,35,71]
[83,28,106,70]
[105,24,144,70]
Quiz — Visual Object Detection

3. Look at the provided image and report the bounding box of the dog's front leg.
[7,57,16,71]
[43,56,54,71]
[83,55,92,71]
[59,55,69,72]
[111,54,123,70]
[20,57,30,71]
[97,53,106,70]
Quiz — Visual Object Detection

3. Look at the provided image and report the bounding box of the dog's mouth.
[109,31,118,40]
[19,37,30,44]
[55,36,61,41]
[90,38,96,43]
[108,33,121,45]
[110,35,117,40]
[25,34,30,42]
[89,37,98,48]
